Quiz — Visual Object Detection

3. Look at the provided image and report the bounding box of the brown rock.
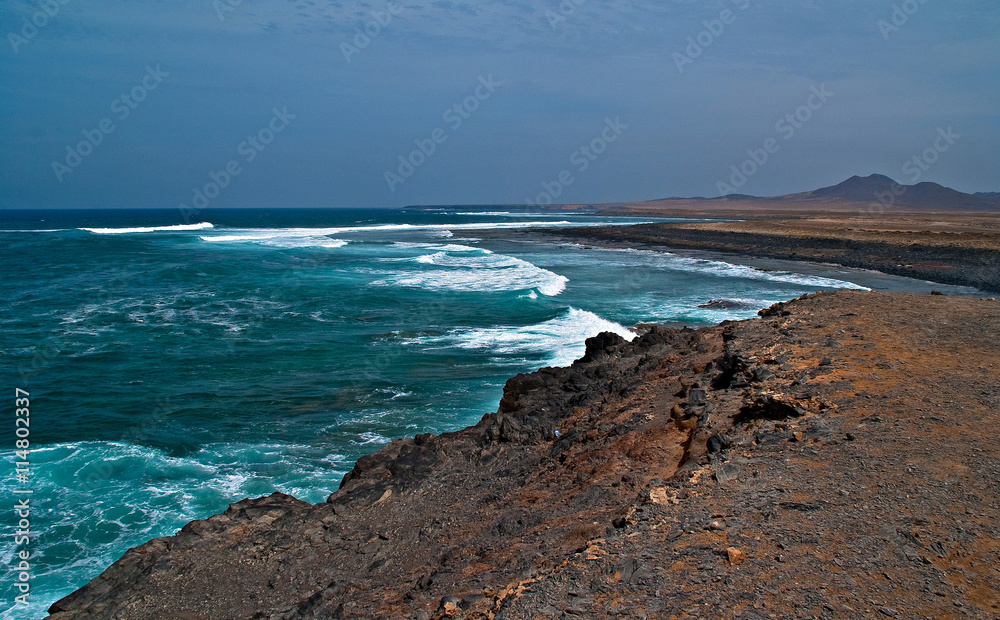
[727,547,747,565]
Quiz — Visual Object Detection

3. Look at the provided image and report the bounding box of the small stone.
[707,434,731,453]
[648,487,672,506]
[714,463,740,484]
[726,547,746,565]
[439,596,462,614]
[752,366,772,382]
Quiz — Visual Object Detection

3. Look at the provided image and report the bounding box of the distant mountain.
[787,174,998,210]
[804,174,902,202]
[411,175,1000,213]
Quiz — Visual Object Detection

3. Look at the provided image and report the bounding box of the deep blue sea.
[0,208,980,617]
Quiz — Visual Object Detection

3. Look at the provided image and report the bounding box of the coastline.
[535,215,1000,293]
[9,208,935,617]
[48,290,1000,619]
[458,228,989,298]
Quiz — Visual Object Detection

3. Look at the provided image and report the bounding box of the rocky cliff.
[49,291,1000,619]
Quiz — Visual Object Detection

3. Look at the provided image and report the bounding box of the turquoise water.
[0,208,886,617]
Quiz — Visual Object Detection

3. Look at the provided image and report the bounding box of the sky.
[0,0,997,209]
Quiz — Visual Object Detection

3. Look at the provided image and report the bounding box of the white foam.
[389,242,484,252]
[59,293,289,334]
[371,249,569,296]
[448,211,583,218]
[417,243,486,253]
[259,237,349,249]
[196,219,666,248]
[677,257,870,290]
[604,248,870,291]
[199,232,349,248]
[81,222,215,234]
[199,220,576,243]
[412,307,635,367]
[449,211,514,216]
[630,295,779,324]
[355,431,391,445]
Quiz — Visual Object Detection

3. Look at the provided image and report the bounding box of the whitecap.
[672,256,870,290]
[449,211,514,216]
[448,211,583,218]
[604,248,870,291]
[80,222,214,234]
[411,307,635,367]
[199,220,578,244]
[355,431,391,446]
[371,249,569,296]
[259,237,349,249]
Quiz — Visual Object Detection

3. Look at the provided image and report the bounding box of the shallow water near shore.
[0,208,967,617]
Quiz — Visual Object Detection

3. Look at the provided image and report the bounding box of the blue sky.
[1,0,997,208]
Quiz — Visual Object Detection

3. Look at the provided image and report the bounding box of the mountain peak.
[801,174,996,210]
[811,174,899,198]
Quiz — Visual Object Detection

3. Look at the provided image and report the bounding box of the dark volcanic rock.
[697,298,758,310]
[736,392,808,423]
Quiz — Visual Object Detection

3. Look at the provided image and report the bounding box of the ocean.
[0,208,977,617]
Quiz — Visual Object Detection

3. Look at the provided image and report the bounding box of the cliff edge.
[49,291,1000,619]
